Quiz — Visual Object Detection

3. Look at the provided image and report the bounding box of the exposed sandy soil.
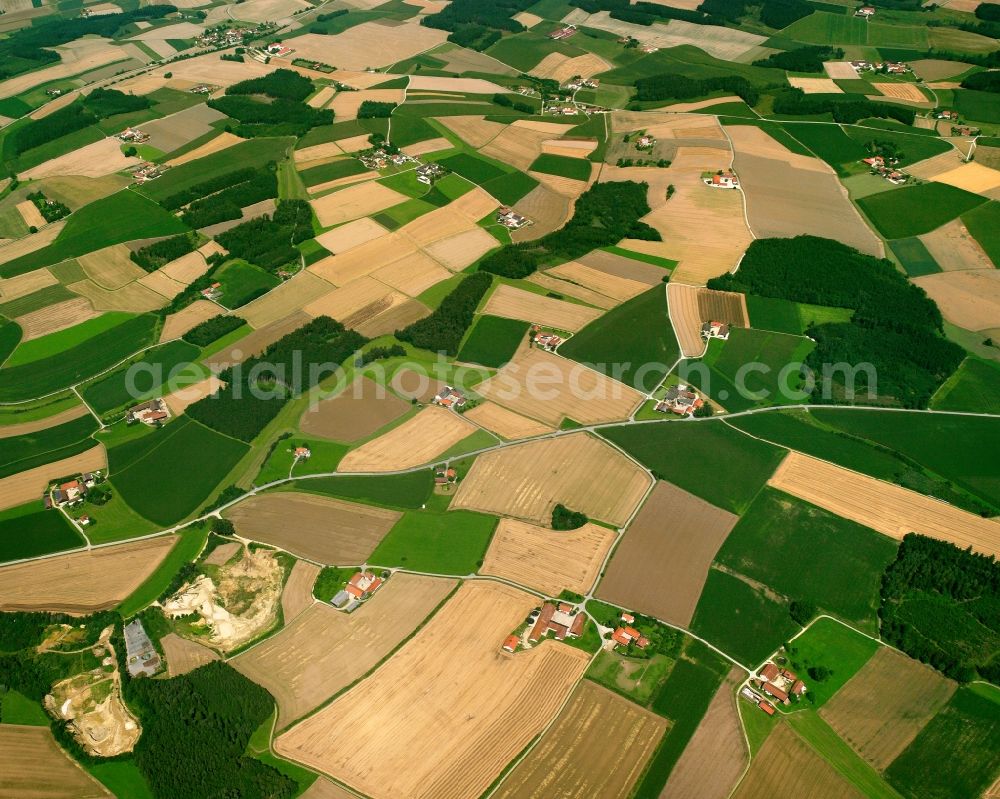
[820,647,955,770]
[512,10,542,26]
[0,444,106,513]
[0,724,112,798]
[0,404,87,440]
[476,346,644,427]
[463,401,554,440]
[314,217,388,254]
[453,432,652,527]
[527,272,618,309]
[300,377,411,442]
[338,405,478,472]
[913,268,1000,331]
[435,115,507,148]
[21,139,142,180]
[159,300,220,342]
[239,272,334,329]
[919,218,994,271]
[547,261,649,303]
[311,181,408,228]
[161,632,219,677]
[494,680,667,799]
[0,535,176,612]
[769,452,1000,557]
[597,480,737,626]
[481,517,616,596]
[16,298,99,341]
[280,559,320,624]
[167,132,244,166]
[662,668,748,799]
[275,581,590,799]
[484,283,602,331]
[284,22,447,70]
[0,267,57,302]
[788,77,842,94]
[203,542,241,567]
[234,573,456,728]
[225,492,400,564]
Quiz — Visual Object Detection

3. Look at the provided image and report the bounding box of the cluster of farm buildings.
[850,59,908,74]
[862,155,908,185]
[44,471,103,513]
[127,398,170,426]
[741,661,808,716]
[330,571,384,610]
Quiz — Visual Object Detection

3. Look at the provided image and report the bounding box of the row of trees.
[396,271,492,355]
[772,89,916,125]
[181,314,245,347]
[180,169,277,229]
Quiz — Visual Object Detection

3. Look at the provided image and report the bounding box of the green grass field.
[783,618,880,707]
[602,420,785,513]
[841,125,949,168]
[0,690,49,725]
[368,509,497,574]
[5,312,136,368]
[0,314,159,402]
[456,315,528,367]
[559,286,678,392]
[88,762,155,799]
[528,153,592,181]
[931,357,1000,413]
[858,182,987,239]
[746,296,854,335]
[298,157,368,187]
[781,10,868,46]
[690,568,800,667]
[117,527,209,617]
[885,686,1000,799]
[81,340,202,415]
[715,488,898,632]
[437,152,506,183]
[961,200,1000,267]
[109,417,249,526]
[486,31,581,71]
[285,470,434,510]
[0,502,84,563]
[0,317,20,364]
[784,123,867,174]
[480,169,539,205]
[953,87,1000,124]
[0,412,98,480]
[216,260,281,309]
[889,237,941,277]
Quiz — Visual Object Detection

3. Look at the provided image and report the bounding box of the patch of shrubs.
[181,314,246,347]
[552,503,588,530]
[396,271,492,355]
[358,100,397,118]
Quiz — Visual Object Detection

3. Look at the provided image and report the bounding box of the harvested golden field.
[0,535,176,612]
[788,77,842,94]
[436,114,507,148]
[463,401,553,440]
[530,170,589,199]
[913,269,1000,331]
[354,297,430,338]
[235,573,456,728]
[494,680,666,799]
[160,251,209,284]
[670,283,749,357]
[871,82,927,102]
[314,217,388,254]
[161,632,219,677]
[164,375,224,415]
[0,221,63,266]
[0,445,106,512]
[338,405,479,472]
[281,559,320,623]
[137,269,185,300]
[299,779,358,799]
[224,492,400,564]
[732,723,864,799]
[476,346,644,427]
[77,244,144,289]
[300,377,410,442]
[597,480,737,626]
[820,647,955,770]
[16,297,98,340]
[159,299,219,342]
[0,724,112,798]
[423,227,500,271]
[373,249,451,296]
[770,452,1000,557]
[206,311,310,370]
[663,668,748,799]
[824,61,861,79]
[21,138,140,180]
[401,137,452,157]
[332,134,374,154]
[906,151,961,180]
[301,276,399,327]
[483,283,602,331]
[929,161,1000,195]
[0,404,86,439]
[309,171,377,196]
[310,234,416,286]
[329,88,405,121]
[150,50,272,87]
[919,218,994,271]
[294,142,344,164]
[287,22,446,69]
[239,271,333,328]
[453,432,651,526]
[68,278,165,312]
[481,517,615,596]
[15,199,46,228]
[547,260,648,303]
[307,85,336,109]
[275,581,590,799]
[512,183,571,242]
[542,138,597,158]
[532,52,613,83]
[526,272,618,309]
[0,267,57,302]
[399,187,498,246]
[480,124,551,171]
[311,181,407,228]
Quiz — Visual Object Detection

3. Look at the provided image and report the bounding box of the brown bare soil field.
[0,221,64,266]
[911,59,973,80]
[527,272,618,309]
[930,162,1000,195]
[203,541,241,567]
[338,405,478,472]
[167,132,243,166]
[919,218,994,271]
[354,297,430,338]
[788,76,843,94]
[288,22,447,70]
[16,297,99,340]
[281,559,320,623]
[481,125,551,171]
[871,82,927,102]
[314,217,388,254]
[224,492,400,564]
[68,278,165,312]
[159,299,219,342]
[310,234,416,286]
[698,287,749,326]
[662,668,748,799]
[301,277,399,326]
[300,377,410,442]
[161,632,219,677]
[0,724,112,798]
[481,517,615,596]
[235,573,456,727]
[330,88,405,121]
[770,452,1000,557]
[160,251,209,284]
[206,311,310,370]
[332,134,374,154]
[483,283,602,331]
[136,269,184,300]
[495,680,666,799]
[436,115,507,148]
[820,647,955,770]
[463,401,553,440]
[77,244,145,289]
[453,432,651,526]
[165,376,224,415]
[668,282,707,357]
[401,137,452,157]
[240,271,333,328]
[0,404,86,439]
[22,138,140,180]
[424,227,500,271]
[275,581,590,799]
[512,183,572,242]
[373,249,451,296]
[311,181,407,228]
[548,260,648,303]
[597,480,737,625]
[15,200,46,229]
[0,445,106,512]
[0,267,57,302]
[476,346,644,427]
[299,779,358,799]
[913,269,1000,331]
[389,367,443,403]
[0,535,176,612]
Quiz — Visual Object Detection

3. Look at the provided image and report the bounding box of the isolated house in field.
[118,128,149,144]
[416,163,446,185]
[52,479,87,507]
[200,282,222,301]
[656,385,703,416]
[127,399,169,425]
[549,24,576,39]
[435,467,457,485]
[528,602,585,642]
[345,571,382,601]
[533,331,563,351]
[433,386,467,409]
[497,206,529,229]
[855,5,875,17]
[502,634,519,653]
[294,446,311,460]
[701,320,730,341]
[705,173,739,189]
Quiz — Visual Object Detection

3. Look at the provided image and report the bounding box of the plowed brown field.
[161,632,220,677]
[299,377,410,442]
[0,724,111,798]
[280,559,321,623]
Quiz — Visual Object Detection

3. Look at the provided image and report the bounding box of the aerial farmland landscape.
[0,0,999,795]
